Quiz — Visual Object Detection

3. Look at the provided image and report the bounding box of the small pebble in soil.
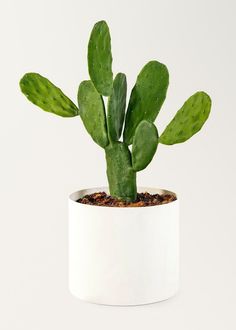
[77,191,177,207]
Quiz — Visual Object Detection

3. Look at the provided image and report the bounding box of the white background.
[0,0,235,329]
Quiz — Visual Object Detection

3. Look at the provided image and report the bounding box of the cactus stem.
[105,142,137,201]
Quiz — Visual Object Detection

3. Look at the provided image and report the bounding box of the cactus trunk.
[105,142,137,201]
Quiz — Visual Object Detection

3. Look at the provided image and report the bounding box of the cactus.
[78,80,108,148]
[105,142,137,201]
[20,73,79,117]
[19,21,212,202]
[107,73,127,141]
[132,120,159,171]
[123,61,169,145]
[159,92,211,145]
[88,20,113,96]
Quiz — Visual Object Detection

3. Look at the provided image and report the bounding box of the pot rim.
[69,186,178,209]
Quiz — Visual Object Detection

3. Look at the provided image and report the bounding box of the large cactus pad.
[20,73,79,117]
[123,61,169,145]
[77,80,109,148]
[88,20,113,96]
[132,120,159,171]
[160,91,211,145]
[107,73,127,141]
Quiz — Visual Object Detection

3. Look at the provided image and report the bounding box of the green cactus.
[159,92,211,145]
[78,80,108,148]
[19,21,212,202]
[88,20,113,96]
[107,73,127,141]
[123,61,169,145]
[20,73,79,117]
[132,120,159,172]
[105,142,136,201]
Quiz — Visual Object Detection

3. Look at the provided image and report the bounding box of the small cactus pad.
[77,80,109,148]
[123,61,169,145]
[88,21,113,96]
[160,91,211,145]
[19,73,79,117]
[132,120,159,171]
[107,73,127,141]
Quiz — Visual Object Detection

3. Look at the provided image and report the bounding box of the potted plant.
[19,20,211,306]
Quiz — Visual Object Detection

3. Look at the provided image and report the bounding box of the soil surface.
[77,191,177,207]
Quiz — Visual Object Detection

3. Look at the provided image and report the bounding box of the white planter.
[69,187,179,306]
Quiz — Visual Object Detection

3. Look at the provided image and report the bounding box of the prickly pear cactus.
[107,73,127,141]
[20,73,79,117]
[77,80,108,148]
[88,20,113,96]
[19,20,212,202]
[123,61,169,145]
[160,92,211,145]
[132,120,159,171]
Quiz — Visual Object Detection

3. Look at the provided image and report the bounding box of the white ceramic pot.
[69,187,179,306]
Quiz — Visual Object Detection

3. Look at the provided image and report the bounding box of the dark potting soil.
[77,191,177,207]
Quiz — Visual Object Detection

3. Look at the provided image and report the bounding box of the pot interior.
[69,187,177,202]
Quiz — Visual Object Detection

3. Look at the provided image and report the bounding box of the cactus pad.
[20,73,79,117]
[132,120,159,171]
[123,61,169,145]
[88,20,113,96]
[78,80,109,148]
[160,91,211,145]
[107,73,127,141]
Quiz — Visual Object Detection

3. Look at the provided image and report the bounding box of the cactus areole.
[19,20,211,202]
